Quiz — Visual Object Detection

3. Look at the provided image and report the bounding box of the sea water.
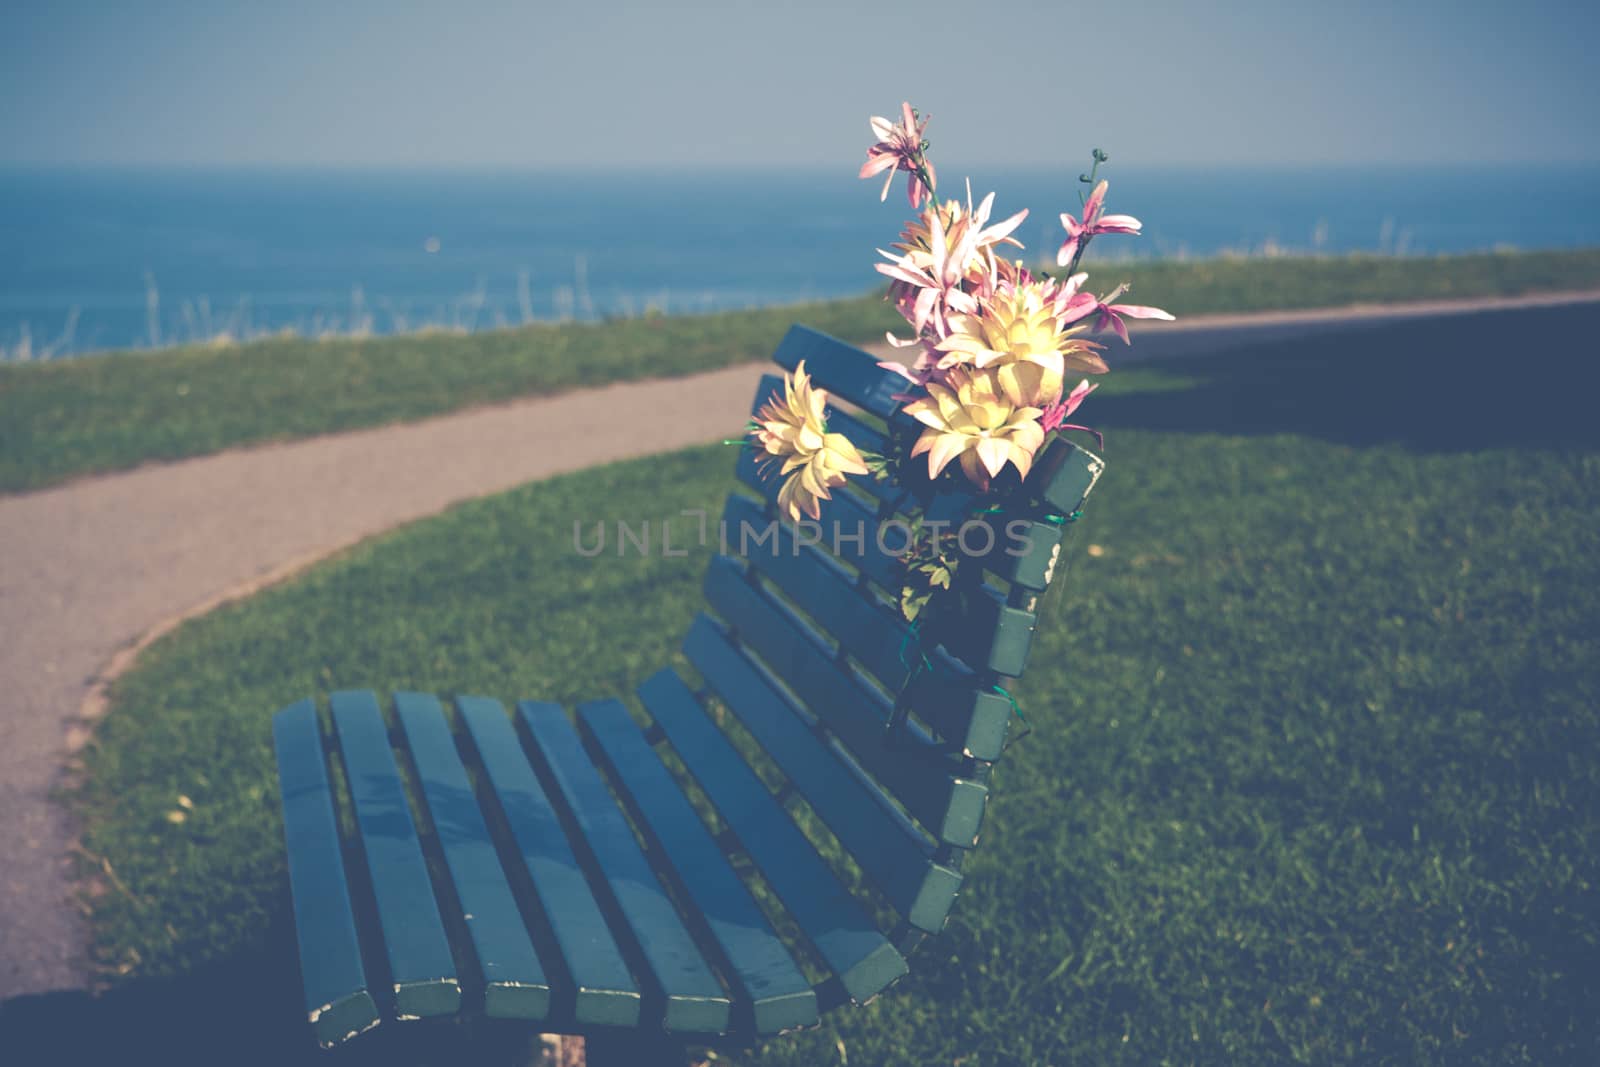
[3,164,1598,359]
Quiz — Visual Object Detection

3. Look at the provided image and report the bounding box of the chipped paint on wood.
[346,1018,381,1043]
[1041,542,1061,585]
[314,1014,380,1049]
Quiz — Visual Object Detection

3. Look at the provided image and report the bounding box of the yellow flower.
[750,361,869,521]
[775,432,870,522]
[902,366,1044,491]
[934,281,1108,408]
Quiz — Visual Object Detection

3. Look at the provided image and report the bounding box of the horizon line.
[4,158,1600,175]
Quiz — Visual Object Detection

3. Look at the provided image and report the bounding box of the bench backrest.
[661,325,1104,942]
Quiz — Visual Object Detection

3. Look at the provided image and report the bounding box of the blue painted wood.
[1032,437,1107,517]
[734,447,903,590]
[943,590,1039,679]
[579,701,819,1035]
[701,555,988,847]
[720,495,1011,759]
[453,695,641,1028]
[722,494,955,685]
[919,494,1065,593]
[821,404,887,461]
[675,621,964,934]
[518,701,732,1035]
[734,474,1039,677]
[272,699,381,1047]
[636,668,918,994]
[328,690,462,1020]
[770,325,906,419]
[390,692,550,1020]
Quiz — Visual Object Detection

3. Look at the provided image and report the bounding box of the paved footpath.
[1,289,1595,999]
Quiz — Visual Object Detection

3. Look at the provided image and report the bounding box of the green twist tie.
[884,619,933,748]
[993,684,1033,750]
[897,618,933,678]
[973,502,1082,525]
[991,684,1027,725]
[724,419,764,446]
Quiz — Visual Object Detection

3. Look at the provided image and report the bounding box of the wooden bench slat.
[678,620,963,935]
[518,701,733,1035]
[272,699,382,1047]
[328,690,462,1020]
[920,495,1065,593]
[636,668,914,997]
[944,588,1039,678]
[1032,436,1107,517]
[390,692,550,1020]
[987,515,1064,592]
[723,494,958,686]
[821,405,889,466]
[702,555,989,847]
[453,695,641,1028]
[908,681,1016,763]
[726,484,1039,678]
[579,700,819,1035]
[734,447,903,590]
[721,495,1012,758]
[771,325,906,420]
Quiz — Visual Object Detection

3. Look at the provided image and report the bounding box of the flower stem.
[1066,150,1109,276]
[1066,236,1093,278]
[1077,148,1108,205]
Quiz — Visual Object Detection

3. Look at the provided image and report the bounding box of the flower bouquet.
[751,102,1169,638]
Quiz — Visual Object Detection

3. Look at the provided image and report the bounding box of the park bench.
[270,325,1104,1061]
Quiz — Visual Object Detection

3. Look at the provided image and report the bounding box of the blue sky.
[2,0,1597,169]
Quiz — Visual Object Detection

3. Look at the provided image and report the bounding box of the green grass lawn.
[3,248,1599,493]
[12,302,1597,1065]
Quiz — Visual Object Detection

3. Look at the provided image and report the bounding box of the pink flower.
[876,189,1030,343]
[1084,283,1174,344]
[1056,180,1143,266]
[1041,378,1098,433]
[884,187,1026,297]
[1040,271,1100,326]
[875,205,981,337]
[945,187,1029,303]
[859,102,935,209]
[1041,378,1104,449]
[876,337,943,393]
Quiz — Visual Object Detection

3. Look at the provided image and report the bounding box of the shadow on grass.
[1097,302,1600,451]
[1,916,714,1066]
[0,925,548,1067]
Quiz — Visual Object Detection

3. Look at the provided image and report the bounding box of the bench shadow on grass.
[2,927,710,1067]
[0,921,553,1066]
[1100,303,1600,451]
